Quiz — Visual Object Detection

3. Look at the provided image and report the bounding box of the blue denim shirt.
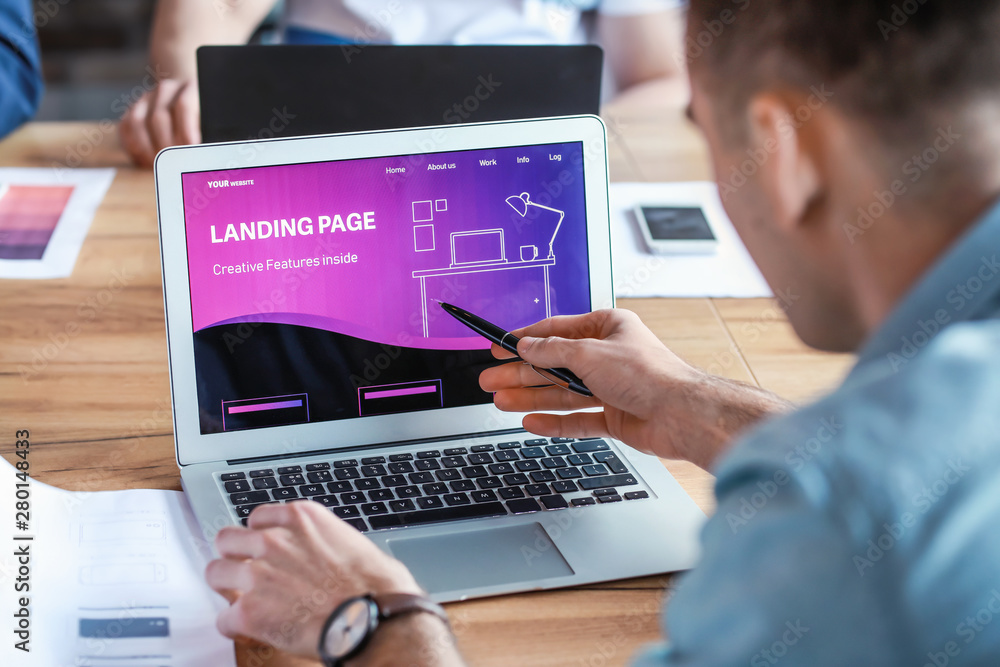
[0,0,42,139]
[634,200,1000,665]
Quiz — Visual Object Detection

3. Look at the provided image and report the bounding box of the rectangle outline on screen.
[221,393,310,431]
[358,379,444,417]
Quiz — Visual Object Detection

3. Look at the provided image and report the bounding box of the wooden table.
[0,114,853,666]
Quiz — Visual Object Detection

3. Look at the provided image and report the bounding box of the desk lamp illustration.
[411,192,565,337]
[505,191,564,260]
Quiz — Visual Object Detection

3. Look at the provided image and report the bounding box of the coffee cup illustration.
[520,245,538,261]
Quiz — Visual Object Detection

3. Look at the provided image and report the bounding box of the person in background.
[0,0,43,139]
[205,0,1000,665]
[119,0,687,167]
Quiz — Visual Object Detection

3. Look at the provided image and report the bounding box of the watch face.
[323,597,375,658]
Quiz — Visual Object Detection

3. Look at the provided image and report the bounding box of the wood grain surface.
[0,114,853,666]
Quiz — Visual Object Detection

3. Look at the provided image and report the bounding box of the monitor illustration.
[450,229,507,267]
[411,192,566,337]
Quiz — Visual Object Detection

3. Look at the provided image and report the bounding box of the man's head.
[684,0,1000,351]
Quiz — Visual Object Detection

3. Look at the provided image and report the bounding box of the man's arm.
[0,0,43,139]
[632,446,896,665]
[348,613,460,667]
[119,0,275,167]
[205,500,466,666]
[479,309,790,470]
[597,8,689,110]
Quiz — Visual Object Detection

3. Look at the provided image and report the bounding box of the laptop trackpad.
[387,523,574,594]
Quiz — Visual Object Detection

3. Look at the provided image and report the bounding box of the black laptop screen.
[181,141,591,434]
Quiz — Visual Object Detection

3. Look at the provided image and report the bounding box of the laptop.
[197,45,603,143]
[450,229,507,267]
[154,116,706,602]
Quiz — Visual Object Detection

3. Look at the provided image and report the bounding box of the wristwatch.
[317,592,449,667]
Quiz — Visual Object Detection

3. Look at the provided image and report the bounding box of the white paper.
[0,168,116,280]
[610,181,772,298]
[0,457,236,666]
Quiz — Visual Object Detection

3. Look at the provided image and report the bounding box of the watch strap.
[318,593,449,667]
[373,592,450,628]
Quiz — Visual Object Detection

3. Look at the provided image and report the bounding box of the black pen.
[437,301,593,397]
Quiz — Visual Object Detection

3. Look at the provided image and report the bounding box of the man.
[119,0,687,167]
[205,0,1000,664]
[0,0,43,139]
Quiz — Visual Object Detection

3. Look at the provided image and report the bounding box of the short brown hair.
[686,0,1000,142]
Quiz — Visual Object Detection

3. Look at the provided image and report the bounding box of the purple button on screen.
[227,399,303,414]
[362,385,437,400]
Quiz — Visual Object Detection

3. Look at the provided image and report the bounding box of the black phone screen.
[640,206,716,241]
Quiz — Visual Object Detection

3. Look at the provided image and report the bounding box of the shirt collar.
[851,197,1000,379]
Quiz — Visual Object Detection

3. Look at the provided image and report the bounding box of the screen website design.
[181,141,592,434]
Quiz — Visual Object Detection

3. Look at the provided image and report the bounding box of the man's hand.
[119,78,200,168]
[598,9,689,110]
[479,309,789,469]
[117,0,276,167]
[205,500,426,657]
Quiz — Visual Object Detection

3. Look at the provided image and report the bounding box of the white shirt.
[284,0,683,46]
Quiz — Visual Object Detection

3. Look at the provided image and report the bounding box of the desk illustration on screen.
[411,192,565,337]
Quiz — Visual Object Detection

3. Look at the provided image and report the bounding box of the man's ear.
[745,93,822,233]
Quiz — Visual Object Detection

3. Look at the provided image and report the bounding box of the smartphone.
[634,205,718,254]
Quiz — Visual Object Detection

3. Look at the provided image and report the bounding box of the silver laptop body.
[154,116,705,602]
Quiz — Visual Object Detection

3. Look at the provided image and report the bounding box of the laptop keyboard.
[219,437,652,533]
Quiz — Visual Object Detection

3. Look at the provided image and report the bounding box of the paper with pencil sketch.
[610,181,772,298]
[0,168,115,279]
[0,456,236,666]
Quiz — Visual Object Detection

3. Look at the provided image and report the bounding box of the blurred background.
[33,0,279,121]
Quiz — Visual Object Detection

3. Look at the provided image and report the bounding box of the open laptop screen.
[181,141,591,434]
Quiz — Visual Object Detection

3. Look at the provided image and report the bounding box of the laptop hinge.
[224,428,528,466]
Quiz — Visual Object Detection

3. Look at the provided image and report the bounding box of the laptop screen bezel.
[155,116,613,467]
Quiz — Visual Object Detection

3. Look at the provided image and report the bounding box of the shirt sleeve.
[630,456,900,666]
[0,0,43,140]
[597,0,686,16]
